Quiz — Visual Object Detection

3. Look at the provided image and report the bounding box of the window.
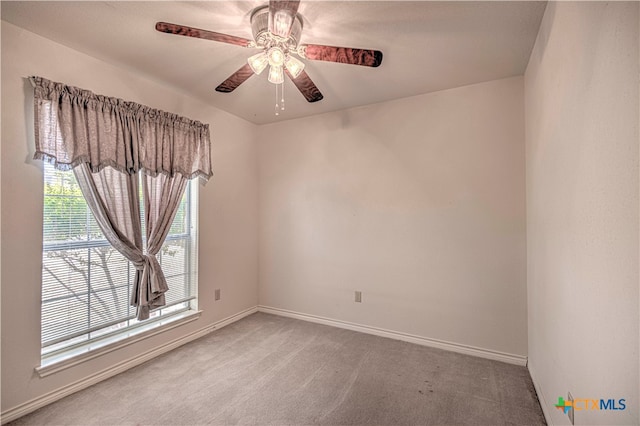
[41,163,198,361]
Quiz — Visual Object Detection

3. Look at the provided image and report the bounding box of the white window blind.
[41,163,198,355]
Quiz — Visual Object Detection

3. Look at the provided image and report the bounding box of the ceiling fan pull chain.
[281,81,285,111]
[275,83,280,116]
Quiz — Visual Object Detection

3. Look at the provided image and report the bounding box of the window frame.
[39,166,200,370]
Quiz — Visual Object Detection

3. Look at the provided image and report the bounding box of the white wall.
[1,22,258,413]
[258,76,528,357]
[525,2,639,425]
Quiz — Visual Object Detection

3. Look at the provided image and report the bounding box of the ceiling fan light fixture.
[284,54,305,78]
[268,64,284,84]
[248,52,269,75]
[267,47,285,67]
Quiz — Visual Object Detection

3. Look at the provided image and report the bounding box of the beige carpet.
[10,312,546,425]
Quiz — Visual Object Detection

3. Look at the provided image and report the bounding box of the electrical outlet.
[215,289,221,301]
[355,291,362,303]
[568,392,574,425]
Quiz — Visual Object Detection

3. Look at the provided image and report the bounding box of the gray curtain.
[134,172,189,319]
[33,76,211,320]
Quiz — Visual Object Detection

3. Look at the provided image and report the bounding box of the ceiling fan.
[155,0,383,106]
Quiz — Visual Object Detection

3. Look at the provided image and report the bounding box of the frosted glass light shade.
[268,65,284,84]
[248,52,269,75]
[284,55,305,78]
[267,47,285,67]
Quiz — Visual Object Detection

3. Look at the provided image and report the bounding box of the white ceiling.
[1,1,546,125]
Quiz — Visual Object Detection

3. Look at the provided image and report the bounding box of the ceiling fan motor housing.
[250,5,303,50]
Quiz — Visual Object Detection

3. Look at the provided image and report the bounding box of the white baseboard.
[1,306,258,425]
[258,305,527,366]
[528,362,553,425]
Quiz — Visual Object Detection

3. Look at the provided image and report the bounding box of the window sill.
[36,310,202,378]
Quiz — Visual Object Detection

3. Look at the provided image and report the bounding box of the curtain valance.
[32,76,212,181]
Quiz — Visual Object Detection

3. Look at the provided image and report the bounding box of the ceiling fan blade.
[269,0,300,38]
[300,44,383,67]
[215,64,255,93]
[285,69,323,103]
[155,22,253,48]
